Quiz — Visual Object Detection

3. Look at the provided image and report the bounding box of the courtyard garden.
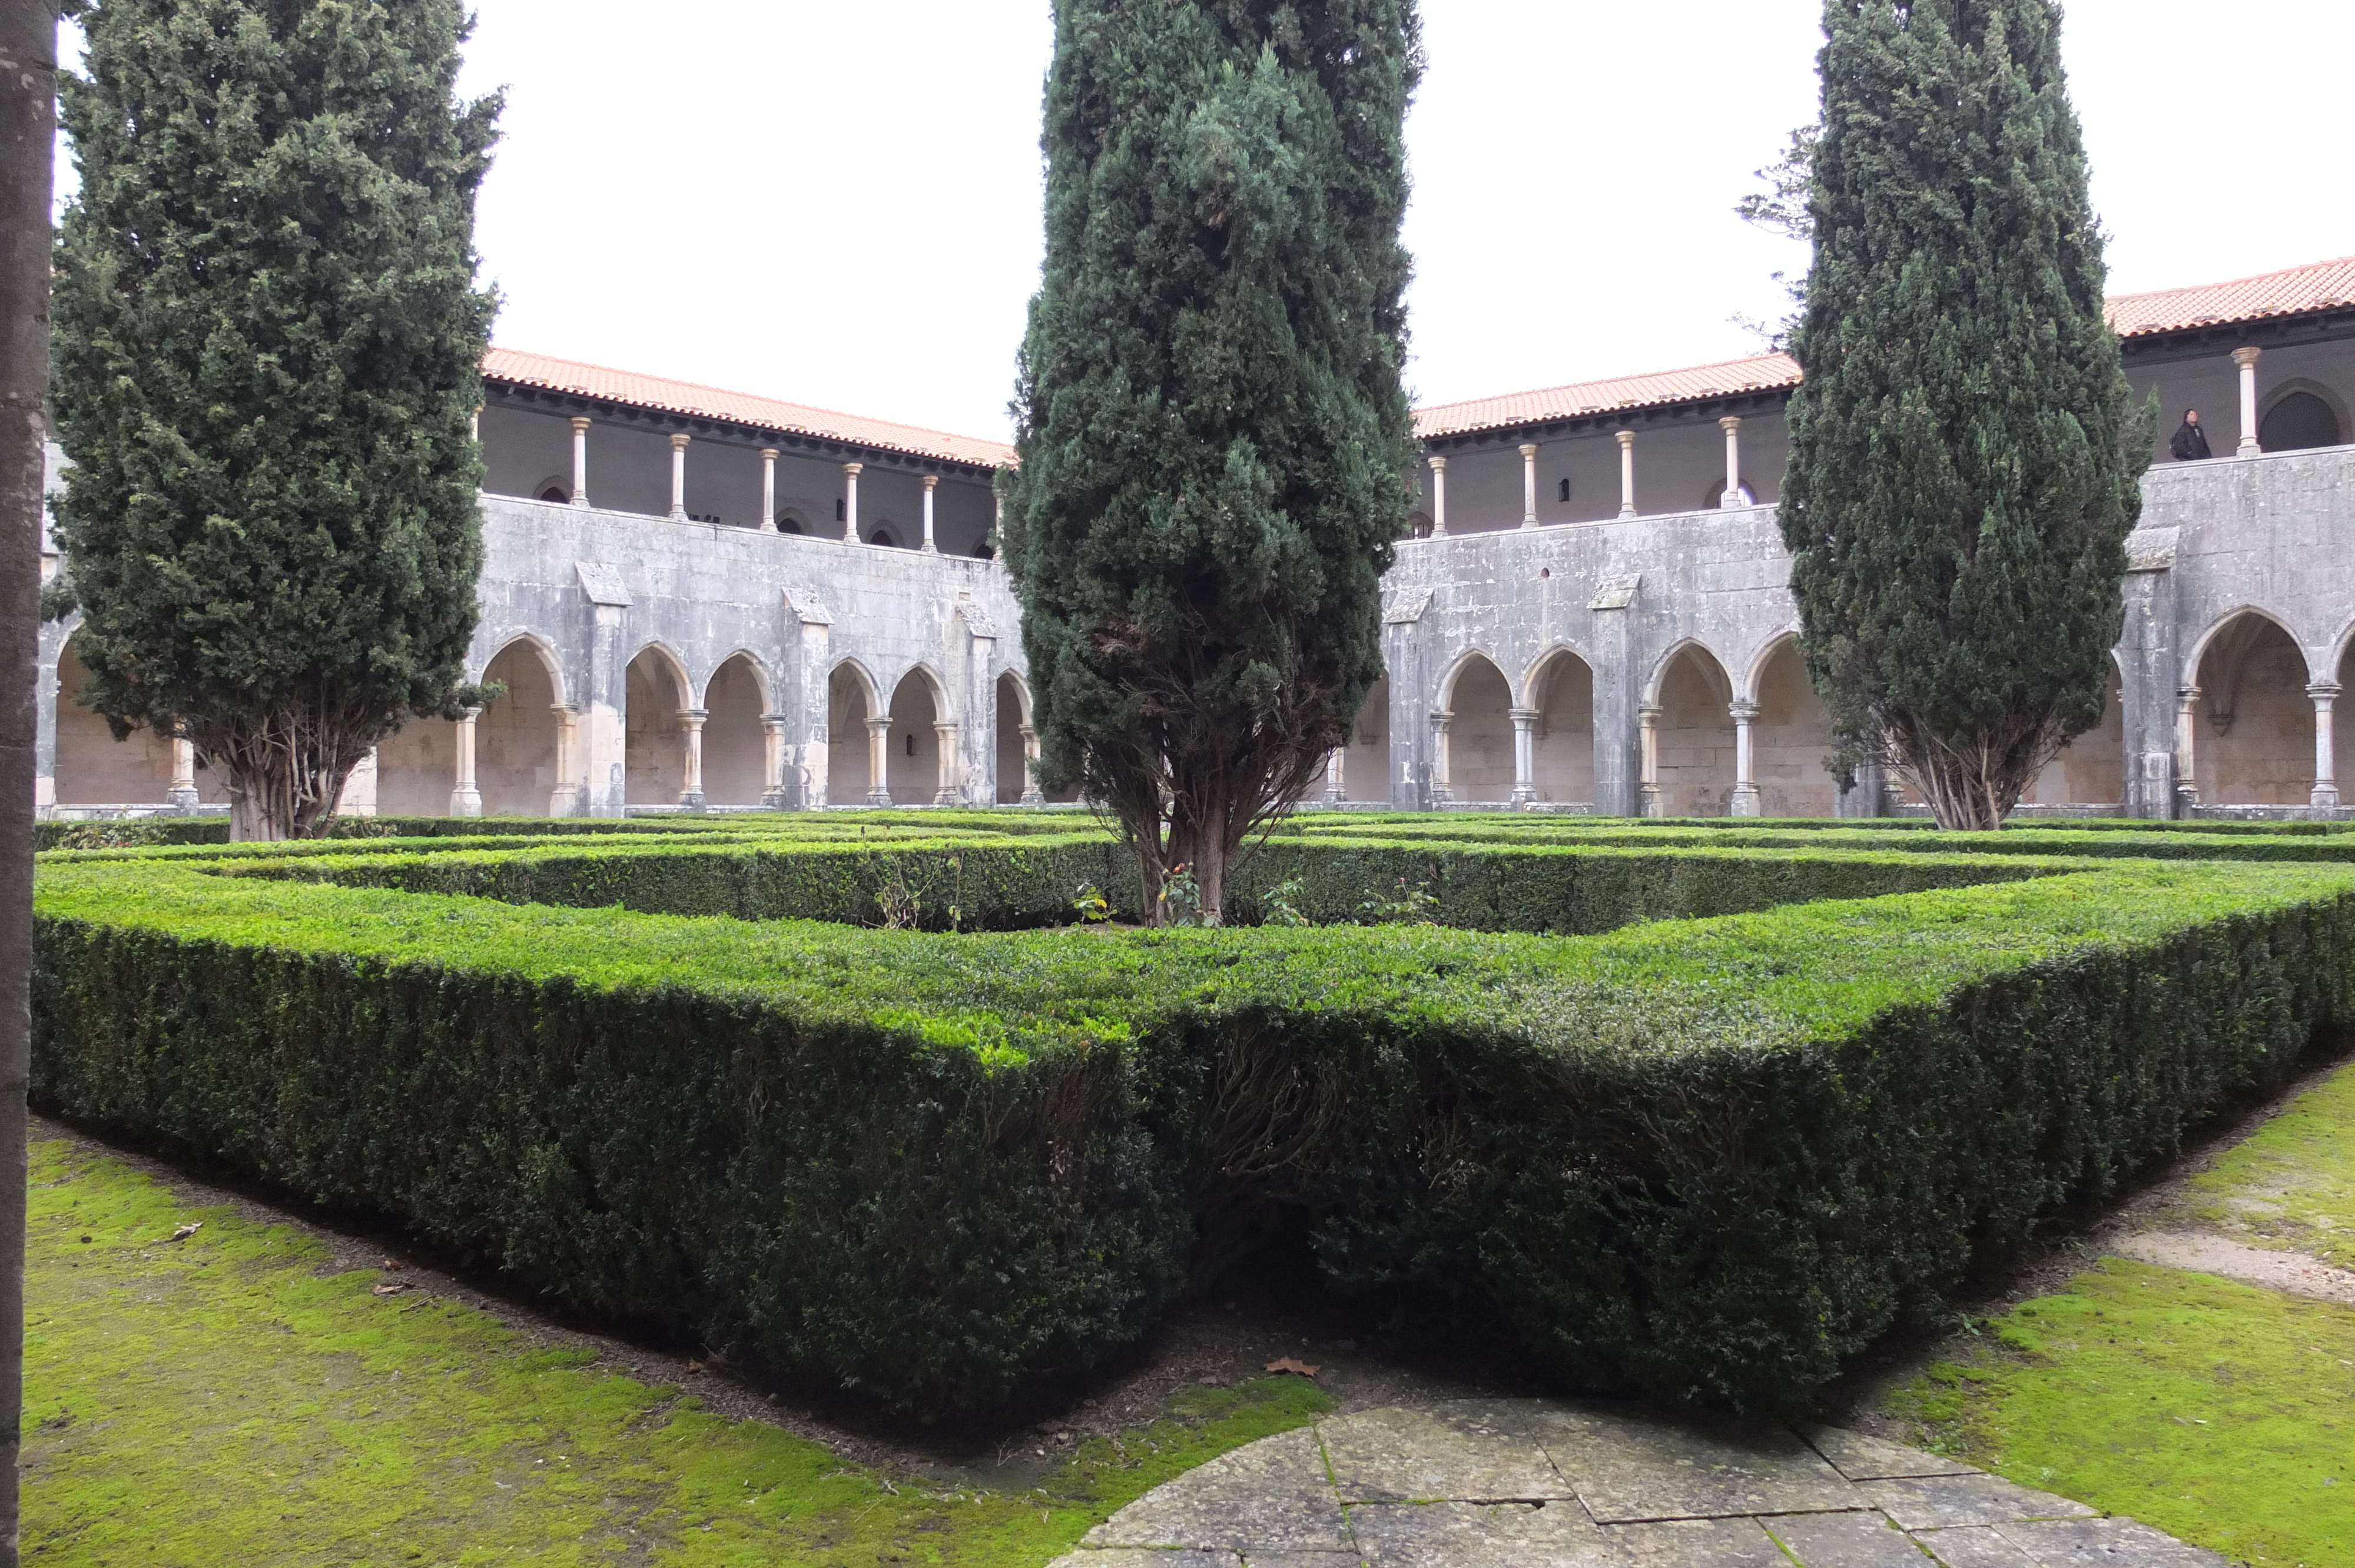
[24,809,2355,1561]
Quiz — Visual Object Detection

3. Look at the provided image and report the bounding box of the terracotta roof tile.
[1414,353,1802,440]
[482,347,1016,470]
[2105,255,2355,339]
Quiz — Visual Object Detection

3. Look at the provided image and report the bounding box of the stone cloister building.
[34,256,2355,821]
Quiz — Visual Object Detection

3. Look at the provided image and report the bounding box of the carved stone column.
[1508,707,1538,805]
[2234,346,2263,456]
[933,720,961,805]
[921,474,940,553]
[2311,682,2341,809]
[2175,685,2203,809]
[865,716,892,806]
[1616,430,1637,517]
[570,417,591,507]
[166,735,199,812]
[668,433,690,521]
[450,706,483,818]
[1637,703,1662,819]
[1729,700,1762,816]
[1324,747,1344,807]
[1428,712,1453,804]
[761,714,790,809]
[1019,724,1045,806]
[549,706,581,815]
[1426,454,1448,536]
[678,706,706,809]
[1519,443,1538,529]
[843,461,863,543]
[759,448,779,531]
[1719,417,1744,508]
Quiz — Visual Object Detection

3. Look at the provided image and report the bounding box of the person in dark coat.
[2169,409,2213,461]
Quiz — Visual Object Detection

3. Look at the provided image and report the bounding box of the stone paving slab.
[1047,1397,2225,1568]
[1766,1509,1943,1567]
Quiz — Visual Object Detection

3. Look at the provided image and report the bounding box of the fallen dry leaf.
[381,1258,406,1271]
[371,1283,409,1296]
[162,1222,201,1244]
[685,1359,705,1375]
[1264,1357,1319,1378]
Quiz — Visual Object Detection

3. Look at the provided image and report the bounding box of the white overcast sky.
[55,2,2355,441]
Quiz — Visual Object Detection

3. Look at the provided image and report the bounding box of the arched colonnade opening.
[626,646,692,805]
[1646,643,1736,817]
[1746,637,1839,818]
[1527,652,1593,805]
[700,654,772,808]
[1435,654,1513,803]
[2184,610,2344,808]
[51,632,228,808]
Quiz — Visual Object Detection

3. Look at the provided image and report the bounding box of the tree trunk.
[0,6,58,1562]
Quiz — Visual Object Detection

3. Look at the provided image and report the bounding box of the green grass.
[2190,1062,2355,1270]
[23,1139,1332,1567]
[1881,1258,2355,1566]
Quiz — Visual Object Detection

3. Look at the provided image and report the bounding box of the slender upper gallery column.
[1520,443,1539,529]
[1426,455,1448,536]
[1728,700,1761,816]
[1616,430,1637,517]
[2174,685,2203,808]
[2234,346,2263,456]
[2311,682,2342,809]
[679,706,707,809]
[1509,707,1538,806]
[450,706,483,818]
[668,433,690,521]
[843,461,863,543]
[1019,723,1045,806]
[921,474,940,553]
[570,417,591,507]
[1637,703,1661,818]
[1719,417,1744,509]
[865,716,892,806]
[933,720,961,805]
[1324,746,1344,806]
[759,448,779,531]
[167,735,199,812]
[760,714,791,809]
[1428,712,1453,803]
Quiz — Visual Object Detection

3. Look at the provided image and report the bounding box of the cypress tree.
[1003,0,1420,921]
[49,0,499,840]
[1780,0,2149,829]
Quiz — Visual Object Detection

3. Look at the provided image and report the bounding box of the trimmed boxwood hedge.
[195,830,2080,934]
[31,849,2355,1414]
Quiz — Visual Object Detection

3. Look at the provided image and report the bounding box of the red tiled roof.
[482,347,1016,470]
[1414,353,1802,440]
[2105,255,2355,340]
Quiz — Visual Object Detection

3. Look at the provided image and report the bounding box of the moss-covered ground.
[1880,1057,2355,1567]
[22,1140,1331,1566]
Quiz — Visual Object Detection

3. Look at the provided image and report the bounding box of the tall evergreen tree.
[1004,0,1419,920]
[49,0,499,840]
[1780,0,2148,829]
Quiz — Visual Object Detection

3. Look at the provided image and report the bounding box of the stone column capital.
[1637,703,1661,723]
[922,474,939,491]
[680,707,708,727]
[669,433,691,451]
[843,461,864,478]
[570,416,592,433]
[1508,706,1540,725]
[2233,346,2264,368]
[1720,416,1743,434]
[759,447,780,461]
[2309,681,2344,701]
[460,705,483,722]
[1728,701,1761,723]
[866,716,891,735]
[2178,684,2203,703]
[1615,429,1635,449]
[1427,454,1447,472]
[1519,443,1538,458]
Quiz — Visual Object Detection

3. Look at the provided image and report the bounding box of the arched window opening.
[538,485,568,504]
[1529,654,1593,805]
[1702,479,1757,509]
[2260,390,2342,453]
[1440,656,1513,804]
[1653,646,1736,816]
[870,527,900,549]
[2191,613,2315,805]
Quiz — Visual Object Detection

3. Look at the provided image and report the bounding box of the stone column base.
[676,791,705,811]
[760,787,791,810]
[933,787,962,806]
[450,787,482,819]
[1509,785,1537,807]
[1729,785,1762,818]
[1020,788,1046,807]
[866,786,893,808]
[2315,785,2343,809]
[165,786,201,814]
